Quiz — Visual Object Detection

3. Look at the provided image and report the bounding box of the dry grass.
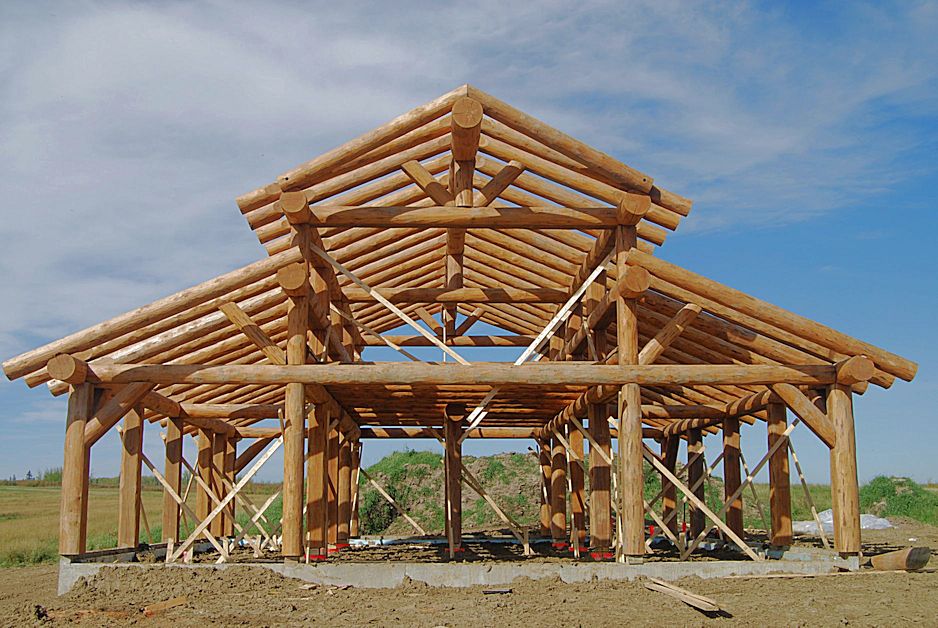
[0,486,162,565]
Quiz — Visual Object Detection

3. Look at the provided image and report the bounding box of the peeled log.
[279,191,311,224]
[451,97,483,161]
[277,263,309,297]
[836,356,875,386]
[870,547,931,572]
[47,354,90,384]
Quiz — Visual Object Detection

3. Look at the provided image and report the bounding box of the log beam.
[73,362,842,387]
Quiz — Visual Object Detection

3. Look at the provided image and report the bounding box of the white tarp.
[792,508,892,534]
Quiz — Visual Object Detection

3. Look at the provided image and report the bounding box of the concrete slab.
[58,557,845,595]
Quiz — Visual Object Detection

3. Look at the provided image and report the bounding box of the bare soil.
[2,519,935,627]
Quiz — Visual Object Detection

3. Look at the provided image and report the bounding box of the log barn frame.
[3,85,917,566]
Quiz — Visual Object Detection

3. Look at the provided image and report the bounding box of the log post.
[337,433,352,548]
[196,429,213,524]
[687,428,706,539]
[660,436,679,536]
[537,438,552,537]
[281,217,311,561]
[722,417,744,538]
[60,383,94,555]
[568,425,586,551]
[327,427,340,549]
[443,96,481,338]
[444,403,465,551]
[211,431,227,537]
[828,384,860,555]
[588,402,612,555]
[161,417,183,543]
[767,402,793,547]
[550,434,567,547]
[305,404,329,560]
[586,274,612,556]
[616,224,645,560]
[349,440,361,538]
[117,405,144,549]
[224,436,236,536]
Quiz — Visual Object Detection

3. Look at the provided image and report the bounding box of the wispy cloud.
[0,1,936,477]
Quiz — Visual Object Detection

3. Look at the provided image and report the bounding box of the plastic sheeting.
[792,508,892,534]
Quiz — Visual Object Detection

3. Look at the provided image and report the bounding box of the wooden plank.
[643,577,722,614]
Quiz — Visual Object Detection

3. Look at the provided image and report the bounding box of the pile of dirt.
[360,451,542,536]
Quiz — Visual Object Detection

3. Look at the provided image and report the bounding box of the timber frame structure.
[3,85,917,566]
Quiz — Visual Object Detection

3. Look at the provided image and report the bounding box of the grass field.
[2,460,933,567]
[0,485,281,567]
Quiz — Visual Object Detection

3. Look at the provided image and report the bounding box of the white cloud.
[0,1,935,478]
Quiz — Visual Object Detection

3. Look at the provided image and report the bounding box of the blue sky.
[0,1,935,485]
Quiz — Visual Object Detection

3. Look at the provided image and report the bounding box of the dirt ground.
[1,519,935,627]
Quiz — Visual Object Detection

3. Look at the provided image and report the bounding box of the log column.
[687,428,706,538]
[660,436,679,537]
[549,434,567,548]
[224,436,236,536]
[280,218,312,561]
[767,402,793,547]
[60,383,94,555]
[444,96,482,338]
[722,417,744,539]
[569,426,587,550]
[616,224,644,560]
[444,404,466,552]
[327,427,340,549]
[117,405,144,549]
[161,417,183,543]
[305,404,329,560]
[587,276,612,556]
[337,433,352,548]
[588,402,612,555]
[537,438,552,537]
[828,384,860,556]
[349,440,361,538]
[211,431,227,537]
[196,429,213,524]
